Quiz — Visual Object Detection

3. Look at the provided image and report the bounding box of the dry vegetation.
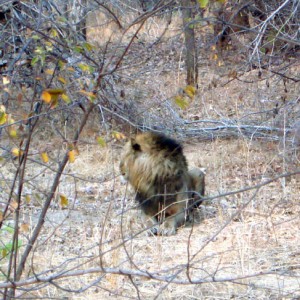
[0,1,300,299]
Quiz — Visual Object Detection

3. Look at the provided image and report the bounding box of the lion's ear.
[130,138,141,152]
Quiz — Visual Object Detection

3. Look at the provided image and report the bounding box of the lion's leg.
[139,209,160,235]
[157,202,187,236]
[159,216,178,236]
[140,202,184,236]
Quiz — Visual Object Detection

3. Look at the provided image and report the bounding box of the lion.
[119,132,205,235]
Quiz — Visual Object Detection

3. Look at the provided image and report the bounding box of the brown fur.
[120,132,205,235]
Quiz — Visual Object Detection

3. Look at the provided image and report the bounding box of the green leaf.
[31,57,39,66]
[34,47,44,55]
[2,225,14,234]
[40,54,46,66]
[0,224,23,258]
[78,63,94,74]
[83,42,95,52]
[74,46,83,53]
[96,137,106,147]
[0,240,22,258]
[58,60,66,69]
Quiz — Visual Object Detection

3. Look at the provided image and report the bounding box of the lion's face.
[119,137,155,192]
[119,139,138,182]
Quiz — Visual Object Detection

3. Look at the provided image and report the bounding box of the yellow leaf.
[0,105,6,113]
[9,127,18,138]
[41,152,49,163]
[20,223,29,233]
[79,90,96,101]
[50,98,59,109]
[218,60,224,67]
[7,115,15,125]
[11,148,22,157]
[0,112,7,125]
[46,88,65,95]
[174,95,189,110]
[10,200,18,210]
[59,194,68,208]
[25,194,31,204]
[41,91,52,103]
[45,41,53,51]
[45,69,55,75]
[68,150,76,163]
[61,93,71,104]
[41,89,65,106]
[213,53,218,61]
[78,63,90,72]
[184,85,196,99]
[0,211,3,222]
[96,136,106,147]
[49,28,58,37]
[1,248,7,258]
[58,77,67,84]
[3,76,10,85]
[112,131,126,140]
[198,0,209,8]
[79,90,95,97]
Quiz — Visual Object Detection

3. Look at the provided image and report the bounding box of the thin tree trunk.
[181,0,198,86]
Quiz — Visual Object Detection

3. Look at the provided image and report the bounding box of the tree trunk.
[181,0,198,87]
